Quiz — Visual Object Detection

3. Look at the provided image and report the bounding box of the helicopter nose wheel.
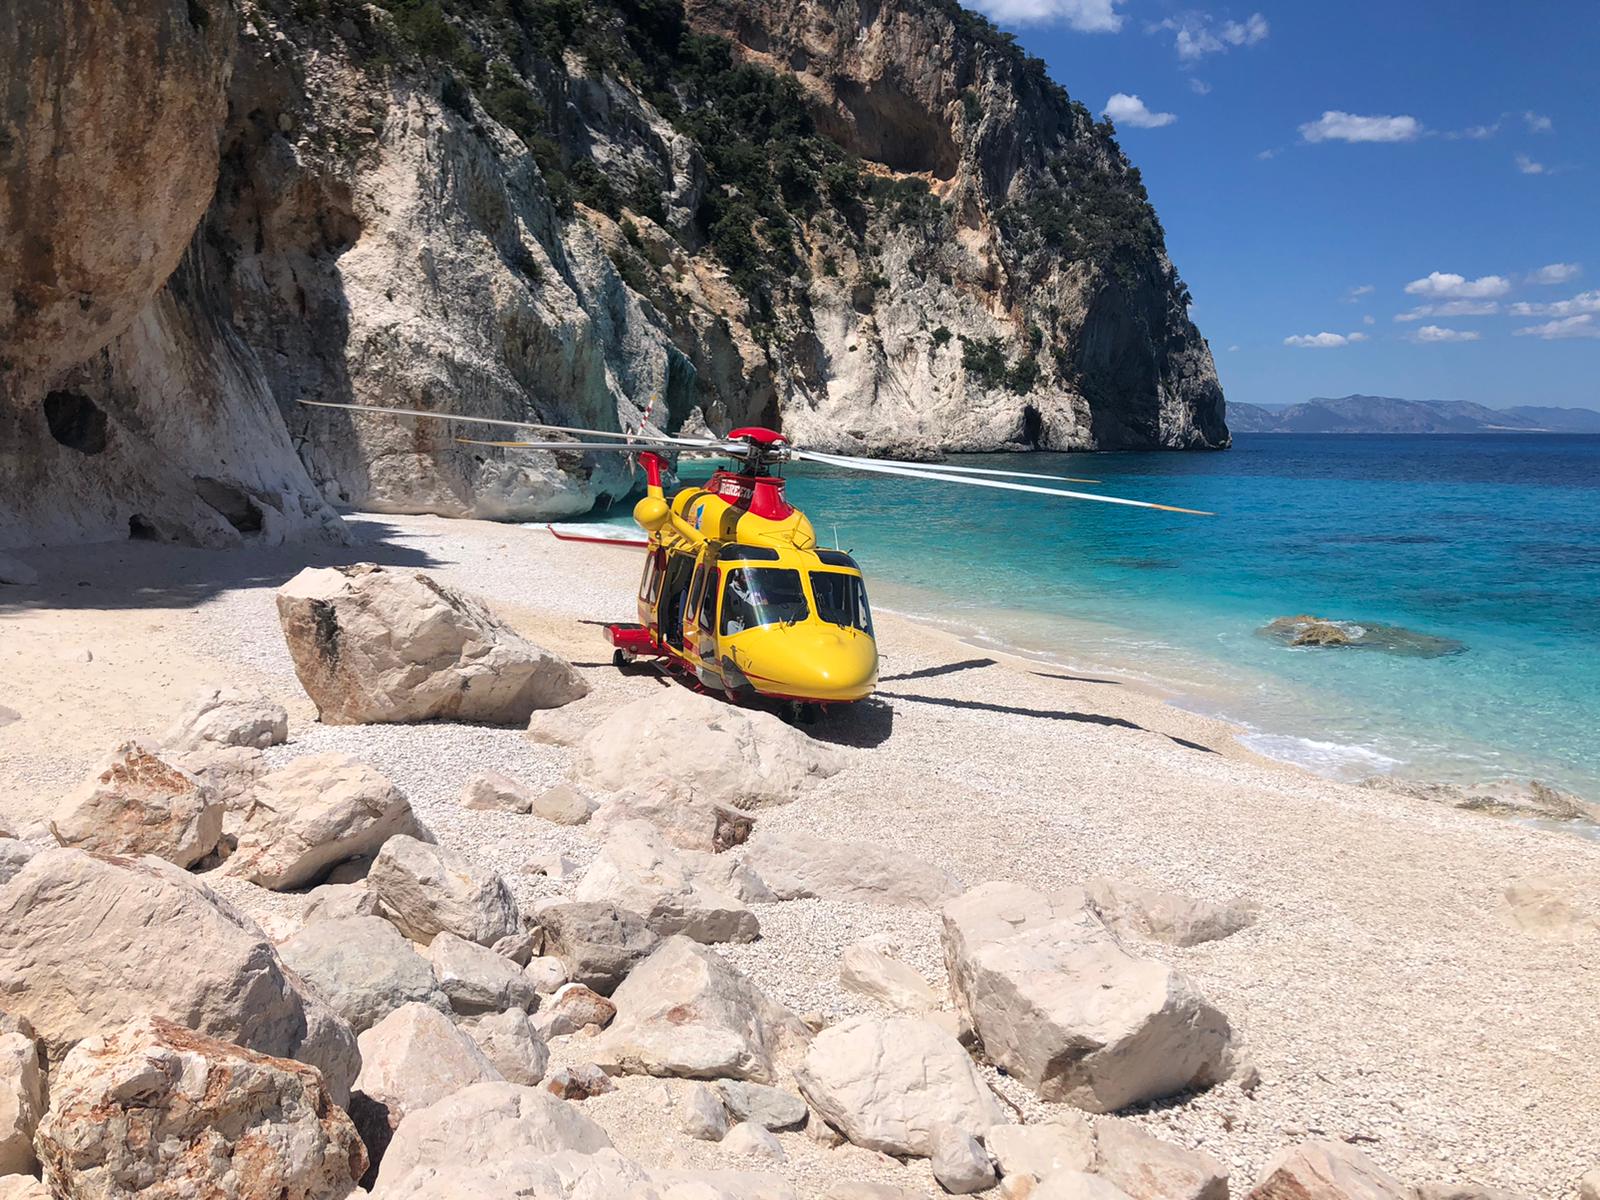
[782,700,821,726]
[612,648,632,670]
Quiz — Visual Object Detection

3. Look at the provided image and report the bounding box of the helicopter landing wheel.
[783,700,821,726]
[612,648,630,670]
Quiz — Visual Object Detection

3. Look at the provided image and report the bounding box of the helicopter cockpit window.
[721,568,809,636]
[815,549,859,570]
[639,552,663,603]
[809,571,873,636]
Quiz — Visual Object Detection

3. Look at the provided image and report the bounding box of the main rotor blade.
[788,450,1214,515]
[297,399,720,447]
[800,448,1099,484]
[456,437,741,456]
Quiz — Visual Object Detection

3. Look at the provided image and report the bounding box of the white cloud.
[1342,284,1374,302]
[1227,344,1241,352]
[1403,271,1511,300]
[1524,111,1553,133]
[1362,314,1376,326]
[1299,111,1422,144]
[1256,148,1278,160]
[1394,300,1501,322]
[1528,263,1580,285]
[1515,154,1546,175]
[1102,93,1177,129]
[1514,314,1600,340]
[1412,325,1481,343]
[1151,12,1268,60]
[1283,331,1365,348]
[1457,121,1501,140]
[1509,291,1600,318]
[1189,78,1212,95]
[971,0,1125,29]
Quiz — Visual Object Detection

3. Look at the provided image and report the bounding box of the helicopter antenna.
[833,523,840,550]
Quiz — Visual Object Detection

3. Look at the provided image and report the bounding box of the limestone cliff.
[0,0,1226,549]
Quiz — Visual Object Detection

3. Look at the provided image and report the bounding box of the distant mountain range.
[1228,395,1600,434]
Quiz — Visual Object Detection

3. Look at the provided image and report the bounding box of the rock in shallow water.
[1259,615,1465,657]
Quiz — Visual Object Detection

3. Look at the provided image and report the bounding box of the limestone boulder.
[1095,1117,1228,1200]
[988,1118,1097,1179]
[542,1062,615,1100]
[50,740,221,867]
[0,840,38,888]
[525,692,611,747]
[277,564,588,725]
[372,1081,613,1194]
[717,1080,808,1131]
[724,1120,786,1161]
[460,1009,549,1086]
[34,1015,363,1200]
[1083,877,1258,947]
[839,939,942,1013]
[167,744,268,816]
[932,1122,997,1194]
[523,955,569,994]
[1037,1173,1141,1200]
[574,820,759,944]
[1247,1141,1413,1200]
[0,1177,47,1199]
[459,771,533,813]
[530,784,596,825]
[593,936,810,1082]
[536,900,660,993]
[531,983,616,1038]
[160,686,288,751]
[576,689,844,811]
[0,849,359,1102]
[227,754,420,890]
[1579,1172,1600,1200]
[745,828,962,908]
[942,882,1235,1111]
[276,916,450,1033]
[303,881,381,923]
[368,835,518,946]
[794,1015,1004,1157]
[682,1083,733,1141]
[350,1003,503,1162]
[425,931,539,1014]
[0,1021,42,1175]
[591,792,755,853]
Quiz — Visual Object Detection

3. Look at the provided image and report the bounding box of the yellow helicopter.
[301,401,1210,720]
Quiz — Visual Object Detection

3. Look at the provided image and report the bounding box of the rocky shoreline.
[1,512,1597,1198]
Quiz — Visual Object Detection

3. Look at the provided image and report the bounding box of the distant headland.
[1228,394,1600,434]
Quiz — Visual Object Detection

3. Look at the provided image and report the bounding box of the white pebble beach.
[1,511,1595,1199]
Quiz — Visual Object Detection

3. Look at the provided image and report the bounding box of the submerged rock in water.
[1259,616,1465,657]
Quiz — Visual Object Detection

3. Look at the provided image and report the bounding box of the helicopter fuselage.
[607,450,879,707]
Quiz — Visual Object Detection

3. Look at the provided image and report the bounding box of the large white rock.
[277,564,588,725]
[458,770,533,813]
[425,930,540,1014]
[0,1021,42,1176]
[276,916,451,1033]
[574,820,760,944]
[34,1015,364,1199]
[1094,1117,1229,1200]
[1246,1141,1414,1200]
[167,744,268,816]
[987,1117,1096,1179]
[1083,877,1258,948]
[745,828,962,908]
[535,900,660,993]
[0,840,37,888]
[941,882,1235,1111]
[160,685,288,751]
[593,936,810,1082]
[351,1003,503,1158]
[839,939,942,1012]
[931,1122,997,1194]
[372,1081,613,1194]
[368,834,518,946]
[794,1015,1004,1158]
[0,849,359,1102]
[227,753,421,890]
[590,792,755,853]
[49,740,221,867]
[460,1009,548,1085]
[576,689,844,810]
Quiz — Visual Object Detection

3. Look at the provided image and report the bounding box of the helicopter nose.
[782,628,879,699]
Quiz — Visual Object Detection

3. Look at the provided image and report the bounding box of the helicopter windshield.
[809,571,873,636]
[721,568,809,635]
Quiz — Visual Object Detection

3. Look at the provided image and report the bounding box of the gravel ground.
[2,512,1597,1199]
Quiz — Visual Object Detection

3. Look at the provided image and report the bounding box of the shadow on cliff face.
[0,517,438,614]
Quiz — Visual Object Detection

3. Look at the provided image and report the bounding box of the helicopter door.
[658,551,696,651]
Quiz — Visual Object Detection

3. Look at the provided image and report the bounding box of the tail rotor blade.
[298,399,722,448]
[788,450,1213,515]
[455,437,744,457]
[801,448,1099,485]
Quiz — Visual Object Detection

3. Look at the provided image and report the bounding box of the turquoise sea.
[589,434,1600,802]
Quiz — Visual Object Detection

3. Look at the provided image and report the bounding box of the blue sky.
[971,0,1599,408]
